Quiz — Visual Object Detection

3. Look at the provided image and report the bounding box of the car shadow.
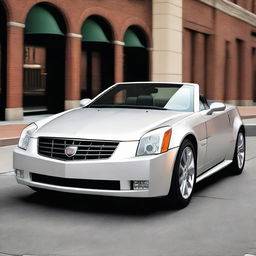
[17,167,234,216]
[194,167,231,193]
[19,189,171,216]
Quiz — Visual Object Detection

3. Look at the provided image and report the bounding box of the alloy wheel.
[237,132,245,169]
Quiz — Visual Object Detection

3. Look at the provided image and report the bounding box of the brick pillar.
[114,41,124,83]
[205,35,215,99]
[212,36,225,101]
[253,48,256,102]
[240,41,253,105]
[223,41,232,102]
[91,52,101,97]
[5,22,24,120]
[183,29,192,83]
[65,34,82,110]
[193,33,206,94]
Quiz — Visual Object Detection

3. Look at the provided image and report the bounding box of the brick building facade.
[0,0,255,121]
[183,0,256,106]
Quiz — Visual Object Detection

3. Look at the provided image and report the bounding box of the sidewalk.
[0,107,256,147]
[0,114,50,147]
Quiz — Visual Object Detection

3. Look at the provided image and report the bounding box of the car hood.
[34,108,191,141]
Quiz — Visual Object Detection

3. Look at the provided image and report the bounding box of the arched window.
[24,3,67,114]
[123,26,149,82]
[80,16,114,99]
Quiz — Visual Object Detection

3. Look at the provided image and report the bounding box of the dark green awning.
[81,19,109,43]
[25,6,64,35]
[124,29,144,48]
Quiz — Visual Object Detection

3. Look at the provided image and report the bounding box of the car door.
[200,100,232,170]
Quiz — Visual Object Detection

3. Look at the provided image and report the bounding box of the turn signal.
[161,130,171,153]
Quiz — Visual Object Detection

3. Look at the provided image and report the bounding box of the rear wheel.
[167,139,196,209]
[229,130,245,175]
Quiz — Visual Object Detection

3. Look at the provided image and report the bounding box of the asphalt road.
[0,137,256,256]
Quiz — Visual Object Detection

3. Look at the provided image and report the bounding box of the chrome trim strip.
[196,160,232,183]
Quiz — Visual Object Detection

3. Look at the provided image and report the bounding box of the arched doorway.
[80,16,114,99]
[24,4,66,114]
[123,26,149,82]
[0,2,7,120]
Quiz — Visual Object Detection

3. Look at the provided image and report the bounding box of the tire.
[167,139,196,209]
[229,129,246,175]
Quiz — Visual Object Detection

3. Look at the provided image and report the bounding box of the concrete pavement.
[0,136,256,256]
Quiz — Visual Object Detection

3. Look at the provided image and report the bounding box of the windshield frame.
[86,82,199,112]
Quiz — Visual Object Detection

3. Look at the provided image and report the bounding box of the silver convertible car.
[14,82,245,208]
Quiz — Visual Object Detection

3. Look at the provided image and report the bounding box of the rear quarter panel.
[225,105,244,159]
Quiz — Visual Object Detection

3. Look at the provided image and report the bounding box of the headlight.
[18,123,38,150]
[137,127,172,156]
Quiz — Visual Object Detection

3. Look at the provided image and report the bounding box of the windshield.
[88,83,194,112]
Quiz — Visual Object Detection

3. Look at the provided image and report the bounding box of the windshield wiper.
[88,104,167,110]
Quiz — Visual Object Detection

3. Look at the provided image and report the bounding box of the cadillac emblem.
[65,146,78,157]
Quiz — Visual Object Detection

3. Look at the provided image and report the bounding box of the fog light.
[15,169,24,178]
[133,180,149,190]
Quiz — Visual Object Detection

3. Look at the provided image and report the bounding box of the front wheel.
[229,130,246,175]
[167,139,196,209]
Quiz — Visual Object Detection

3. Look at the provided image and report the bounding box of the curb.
[241,115,256,119]
[0,137,19,147]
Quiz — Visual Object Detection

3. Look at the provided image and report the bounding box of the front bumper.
[13,138,179,197]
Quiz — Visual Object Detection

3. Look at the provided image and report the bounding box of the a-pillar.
[113,41,124,83]
[5,22,24,120]
[65,33,82,110]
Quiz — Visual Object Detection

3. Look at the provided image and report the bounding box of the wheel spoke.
[186,150,192,169]
[238,153,243,167]
[238,141,244,152]
[187,177,193,189]
[188,161,195,175]
[182,151,187,166]
[184,182,188,196]
[181,180,186,196]
[179,171,185,185]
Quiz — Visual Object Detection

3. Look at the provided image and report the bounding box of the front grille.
[38,137,119,161]
[31,173,120,190]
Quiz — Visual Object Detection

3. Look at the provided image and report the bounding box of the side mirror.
[207,102,226,115]
[80,98,91,107]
